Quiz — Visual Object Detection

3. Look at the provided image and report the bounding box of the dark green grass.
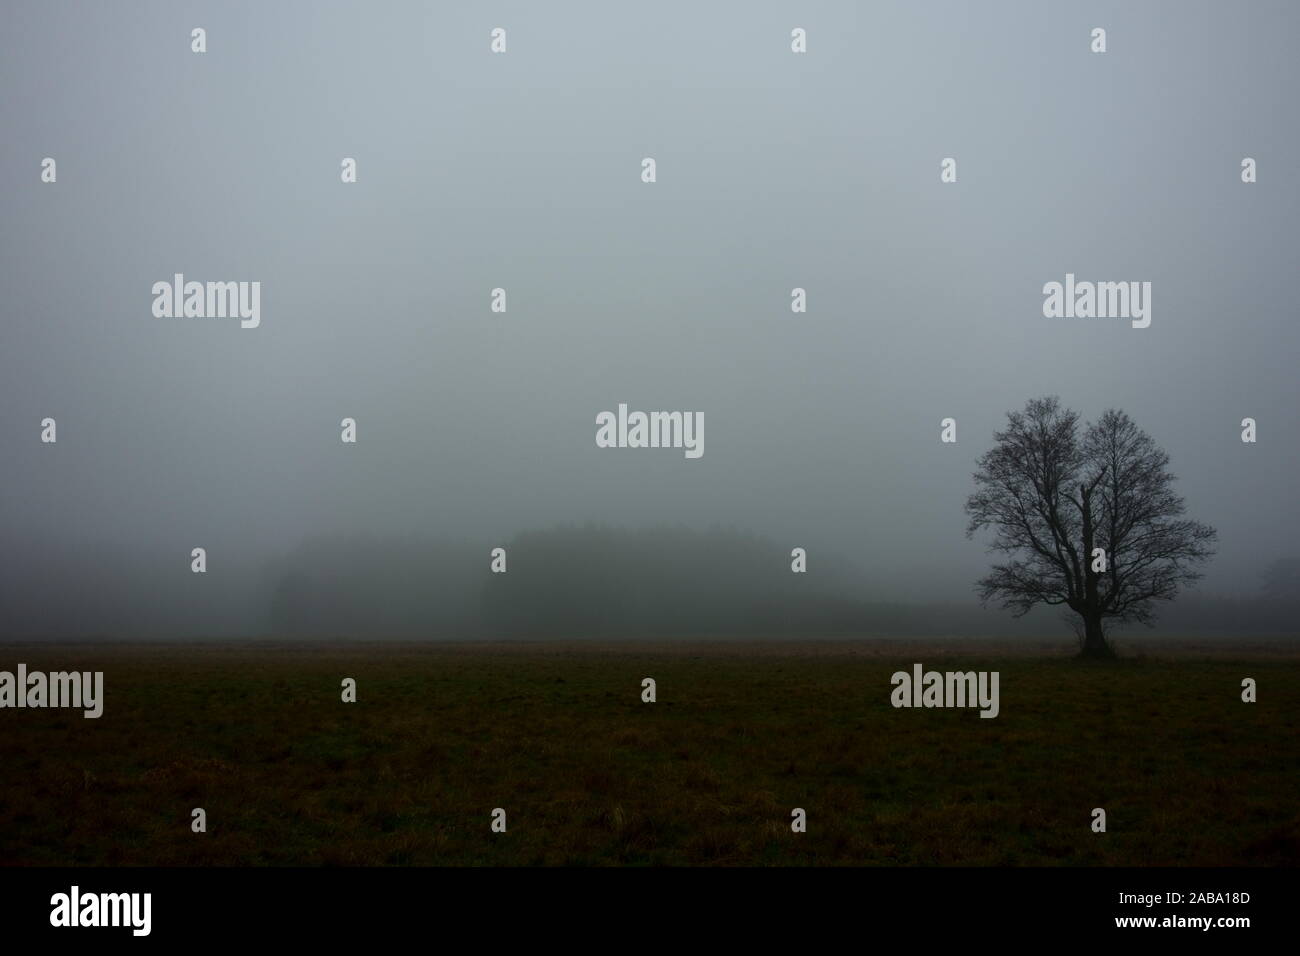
[0,641,1296,866]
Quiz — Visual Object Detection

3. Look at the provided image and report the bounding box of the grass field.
[1,639,1297,866]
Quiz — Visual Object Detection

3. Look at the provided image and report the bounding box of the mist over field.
[2,524,1298,641]
[2,1,1298,642]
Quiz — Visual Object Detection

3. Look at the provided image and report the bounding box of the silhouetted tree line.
[3,527,1297,639]
[263,525,1300,640]
[268,524,867,638]
[478,524,861,637]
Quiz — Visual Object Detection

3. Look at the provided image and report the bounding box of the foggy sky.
[2,1,1298,637]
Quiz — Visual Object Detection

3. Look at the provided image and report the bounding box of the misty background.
[1,1,1297,639]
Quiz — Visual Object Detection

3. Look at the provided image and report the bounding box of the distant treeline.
[3,525,1297,640]
[268,524,866,638]
[266,525,1298,640]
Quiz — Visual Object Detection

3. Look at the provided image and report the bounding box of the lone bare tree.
[964,397,1217,658]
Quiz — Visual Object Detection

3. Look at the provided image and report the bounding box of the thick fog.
[2,1,1297,638]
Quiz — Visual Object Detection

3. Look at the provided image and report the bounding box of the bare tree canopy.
[965,397,1217,658]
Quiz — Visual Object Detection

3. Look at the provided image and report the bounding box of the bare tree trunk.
[1077,479,1114,658]
[1080,613,1113,658]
